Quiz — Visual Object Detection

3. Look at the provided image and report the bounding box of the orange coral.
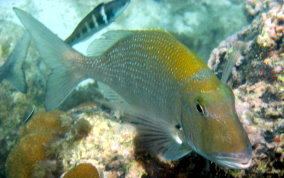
[19,111,69,137]
[5,133,54,178]
[5,111,71,178]
[62,163,99,178]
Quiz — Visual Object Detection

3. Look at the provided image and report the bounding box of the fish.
[22,105,35,124]
[14,105,35,131]
[65,0,130,46]
[221,46,242,84]
[0,32,31,93]
[14,8,252,169]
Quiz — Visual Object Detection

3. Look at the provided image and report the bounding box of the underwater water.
[0,0,283,177]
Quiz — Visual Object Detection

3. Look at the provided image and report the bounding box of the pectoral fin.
[123,114,192,160]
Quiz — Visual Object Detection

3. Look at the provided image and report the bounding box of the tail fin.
[4,32,31,93]
[14,8,87,111]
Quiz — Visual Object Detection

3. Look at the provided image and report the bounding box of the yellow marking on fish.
[135,31,218,92]
[169,50,207,82]
[184,75,220,92]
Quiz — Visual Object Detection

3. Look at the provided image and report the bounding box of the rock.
[208,0,284,176]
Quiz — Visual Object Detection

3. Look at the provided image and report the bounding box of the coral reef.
[0,21,33,178]
[244,0,282,20]
[55,104,145,177]
[0,17,53,178]
[19,111,70,136]
[6,133,54,178]
[5,106,144,178]
[5,111,71,178]
[208,1,284,177]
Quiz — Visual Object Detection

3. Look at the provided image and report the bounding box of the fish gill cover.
[0,0,283,178]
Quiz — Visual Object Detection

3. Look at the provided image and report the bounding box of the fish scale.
[85,32,184,119]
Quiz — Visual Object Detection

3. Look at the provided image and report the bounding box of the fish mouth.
[210,147,252,169]
[215,156,252,169]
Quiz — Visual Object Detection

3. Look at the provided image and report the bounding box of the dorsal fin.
[86,30,133,57]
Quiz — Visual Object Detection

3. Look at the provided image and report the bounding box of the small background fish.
[65,0,130,45]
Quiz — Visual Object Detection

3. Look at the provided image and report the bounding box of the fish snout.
[211,146,252,169]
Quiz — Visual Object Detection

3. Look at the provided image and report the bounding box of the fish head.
[180,82,252,169]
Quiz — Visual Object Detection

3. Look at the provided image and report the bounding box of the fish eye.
[175,123,182,131]
[196,102,206,116]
